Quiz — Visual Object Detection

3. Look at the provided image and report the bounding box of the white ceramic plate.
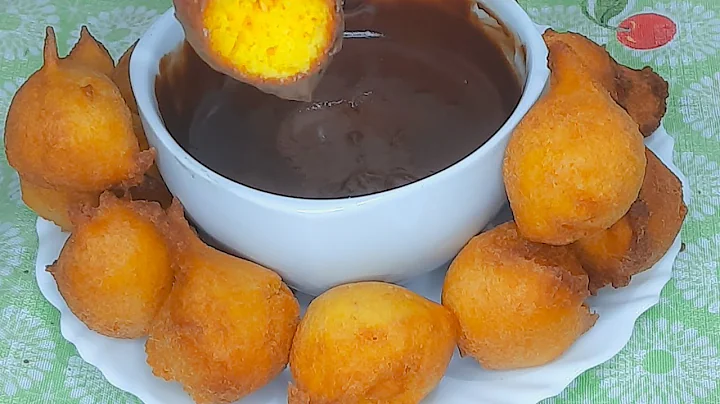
[34,124,689,404]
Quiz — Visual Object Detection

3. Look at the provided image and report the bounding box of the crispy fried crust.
[442,222,598,370]
[503,40,646,245]
[289,282,458,404]
[5,27,153,192]
[145,199,300,404]
[63,26,115,77]
[615,66,669,137]
[19,176,100,231]
[173,0,344,101]
[47,192,173,338]
[543,30,669,137]
[573,148,687,292]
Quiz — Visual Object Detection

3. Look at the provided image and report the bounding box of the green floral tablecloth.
[0,0,718,402]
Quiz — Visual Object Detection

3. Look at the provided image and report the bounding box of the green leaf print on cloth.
[0,307,57,397]
[0,78,24,128]
[64,6,159,58]
[584,0,629,28]
[594,318,720,403]
[679,73,720,141]
[64,356,139,404]
[676,151,720,220]
[673,234,720,314]
[526,4,613,43]
[0,0,60,61]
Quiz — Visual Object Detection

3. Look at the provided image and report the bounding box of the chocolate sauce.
[156,0,521,199]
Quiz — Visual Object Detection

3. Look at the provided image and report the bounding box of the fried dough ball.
[615,67,669,137]
[47,192,173,338]
[19,176,100,231]
[112,42,138,114]
[573,148,687,292]
[173,0,344,101]
[63,26,115,77]
[289,282,457,404]
[503,40,646,245]
[4,27,153,192]
[543,30,669,136]
[146,200,300,404]
[442,222,598,370]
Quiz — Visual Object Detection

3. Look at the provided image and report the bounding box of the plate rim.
[33,123,688,404]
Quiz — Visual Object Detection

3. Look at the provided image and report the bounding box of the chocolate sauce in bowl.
[156,0,521,199]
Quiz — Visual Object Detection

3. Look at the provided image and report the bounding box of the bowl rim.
[131,0,549,210]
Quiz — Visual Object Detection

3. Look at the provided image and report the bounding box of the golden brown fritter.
[289,282,457,404]
[173,0,343,101]
[47,192,173,338]
[503,40,647,245]
[543,30,669,137]
[63,26,115,77]
[145,200,300,404]
[4,27,153,192]
[19,176,100,231]
[573,148,687,293]
[442,222,598,370]
[112,42,138,114]
[615,66,670,137]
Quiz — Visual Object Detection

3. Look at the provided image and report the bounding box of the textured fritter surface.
[4,27,153,192]
[289,282,458,404]
[442,222,598,370]
[503,40,646,245]
[203,0,335,79]
[573,148,687,292]
[543,30,669,137]
[47,192,173,338]
[173,0,343,100]
[63,26,115,77]
[19,176,100,231]
[146,200,300,404]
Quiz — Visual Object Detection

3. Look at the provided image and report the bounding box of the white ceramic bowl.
[130,0,550,295]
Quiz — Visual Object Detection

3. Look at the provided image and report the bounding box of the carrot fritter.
[63,26,115,77]
[442,222,598,370]
[146,200,300,404]
[5,27,153,192]
[173,0,344,100]
[289,282,457,404]
[573,148,687,293]
[19,176,100,231]
[503,40,646,245]
[543,30,669,137]
[47,192,173,338]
